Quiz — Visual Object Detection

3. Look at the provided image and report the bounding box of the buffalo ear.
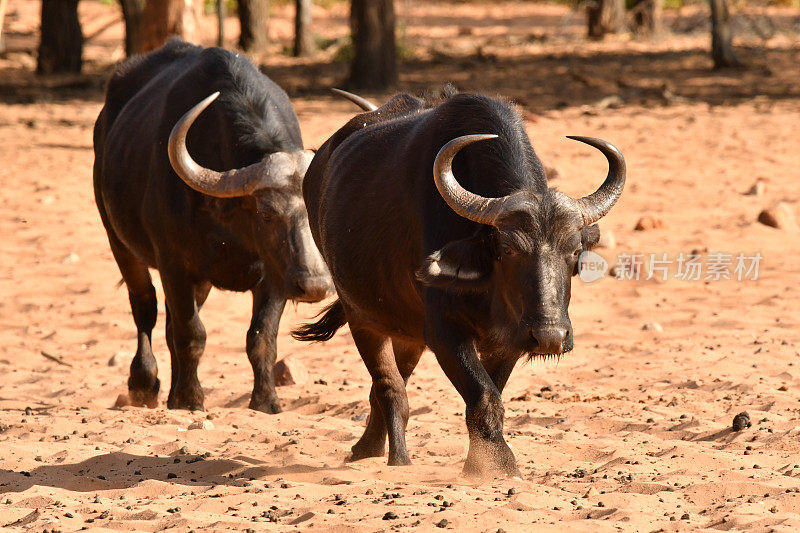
[581,224,601,250]
[573,224,601,277]
[415,235,493,291]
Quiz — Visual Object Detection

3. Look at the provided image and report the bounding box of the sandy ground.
[2,1,800,531]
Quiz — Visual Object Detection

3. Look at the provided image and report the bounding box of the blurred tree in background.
[631,0,663,35]
[587,0,625,39]
[709,0,742,68]
[294,0,313,56]
[38,0,83,74]
[349,0,397,89]
[238,0,269,52]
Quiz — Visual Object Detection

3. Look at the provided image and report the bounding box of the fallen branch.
[40,350,72,367]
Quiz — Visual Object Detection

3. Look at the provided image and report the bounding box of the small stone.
[681,513,690,520]
[732,412,751,431]
[383,511,398,520]
[108,352,126,367]
[167,473,177,479]
[273,356,309,386]
[61,253,80,264]
[24,407,33,416]
[758,202,798,231]
[583,486,599,498]
[544,166,561,181]
[596,229,616,249]
[744,180,765,196]
[634,216,664,231]
[188,420,214,431]
[436,519,449,528]
[507,488,516,496]
[642,322,663,332]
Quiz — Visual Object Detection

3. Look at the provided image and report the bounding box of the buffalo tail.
[291,299,347,342]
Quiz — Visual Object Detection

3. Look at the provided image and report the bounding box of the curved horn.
[330,88,378,111]
[168,92,267,198]
[433,134,519,226]
[566,136,626,225]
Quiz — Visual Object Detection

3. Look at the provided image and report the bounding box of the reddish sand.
[1,1,800,531]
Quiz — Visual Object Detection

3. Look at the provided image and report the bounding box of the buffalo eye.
[502,245,516,257]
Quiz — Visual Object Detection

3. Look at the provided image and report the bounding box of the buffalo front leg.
[161,268,207,411]
[349,326,413,466]
[426,314,519,478]
[166,283,211,408]
[246,286,285,414]
[350,338,424,462]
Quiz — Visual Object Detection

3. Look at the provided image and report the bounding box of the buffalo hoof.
[462,440,521,479]
[128,378,160,409]
[348,441,386,462]
[166,387,205,412]
[387,453,412,467]
[249,398,282,414]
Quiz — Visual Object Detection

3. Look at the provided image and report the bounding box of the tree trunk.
[217,0,225,47]
[632,0,662,36]
[38,0,83,74]
[294,0,313,57]
[0,0,9,54]
[586,0,625,40]
[238,0,269,53]
[119,0,145,56]
[134,0,199,54]
[709,0,742,68]
[348,0,397,90]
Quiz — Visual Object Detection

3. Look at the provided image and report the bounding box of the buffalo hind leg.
[161,268,208,411]
[246,285,285,414]
[350,339,423,462]
[348,326,414,466]
[110,238,159,408]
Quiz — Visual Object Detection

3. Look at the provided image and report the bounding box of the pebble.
[61,253,80,265]
[436,519,449,528]
[642,322,663,332]
[273,356,309,386]
[107,352,126,367]
[732,412,751,431]
[744,180,765,196]
[758,202,798,231]
[596,229,616,249]
[383,511,398,520]
[634,216,664,231]
[188,420,214,431]
[544,166,561,181]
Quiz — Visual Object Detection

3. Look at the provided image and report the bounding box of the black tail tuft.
[291,300,347,342]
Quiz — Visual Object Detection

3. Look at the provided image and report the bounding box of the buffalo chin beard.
[525,345,572,362]
[479,327,571,363]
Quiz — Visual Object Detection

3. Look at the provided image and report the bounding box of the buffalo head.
[417,135,625,356]
[168,92,332,302]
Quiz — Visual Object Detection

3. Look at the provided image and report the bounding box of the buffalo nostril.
[530,327,568,354]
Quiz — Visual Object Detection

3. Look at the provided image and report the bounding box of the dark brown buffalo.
[93,39,332,414]
[294,89,625,476]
